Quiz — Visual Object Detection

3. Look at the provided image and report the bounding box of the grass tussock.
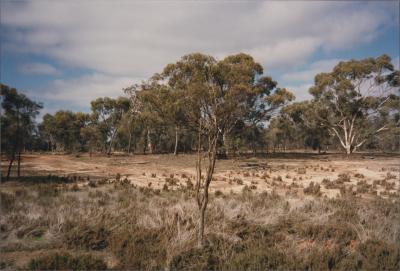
[27,251,107,270]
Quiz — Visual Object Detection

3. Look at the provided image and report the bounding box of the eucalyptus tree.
[91,97,130,155]
[283,101,331,153]
[132,76,187,155]
[213,54,294,156]
[309,55,399,154]
[161,53,294,247]
[39,113,57,151]
[1,84,42,179]
[40,111,88,153]
[124,82,160,154]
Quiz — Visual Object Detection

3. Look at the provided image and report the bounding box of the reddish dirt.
[2,152,399,197]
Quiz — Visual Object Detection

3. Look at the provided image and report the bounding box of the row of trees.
[33,54,399,156]
[2,54,399,160]
[1,53,399,246]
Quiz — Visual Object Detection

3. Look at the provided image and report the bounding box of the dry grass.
[0,174,399,270]
[1,153,399,270]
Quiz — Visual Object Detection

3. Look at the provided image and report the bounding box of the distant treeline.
[1,54,399,163]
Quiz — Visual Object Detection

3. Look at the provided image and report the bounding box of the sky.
[1,0,399,118]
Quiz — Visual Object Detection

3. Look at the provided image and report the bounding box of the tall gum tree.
[1,84,42,179]
[309,55,400,154]
[161,53,294,247]
[130,76,186,155]
[91,97,130,155]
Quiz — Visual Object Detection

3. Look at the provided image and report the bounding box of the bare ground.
[2,152,399,198]
[1,152,400,269]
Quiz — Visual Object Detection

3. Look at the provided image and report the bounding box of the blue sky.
[1,1,399,118]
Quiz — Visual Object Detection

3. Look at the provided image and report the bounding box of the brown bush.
[298,223,357,246]
[354,173,365,179]
[303,182,321,196]
[88,180,97,188]
[63,222,109,250]
[297,168,306,174]
[386,172,397,180]
[27,251,107,270]
[215,190,223,197]
[14,188,28,198]
[336,173,351,183]
[358,239,400,270]
[234,178,244,185]
[37,184,59,197]
[0,192,16,213]
[109,227,167,270]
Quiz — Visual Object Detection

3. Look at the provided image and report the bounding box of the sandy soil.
[2,152,399,198]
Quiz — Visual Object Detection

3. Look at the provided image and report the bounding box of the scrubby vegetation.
[1,175,399,270]
[28,251,107,270]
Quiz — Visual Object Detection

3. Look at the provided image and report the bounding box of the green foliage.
[91,96,130,154]
[39,111,89,153]
[309,55,400,154]
[1,84,42,178]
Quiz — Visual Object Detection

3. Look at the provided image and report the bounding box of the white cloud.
[2,1,397,76]
[19,62,60,76]
[246,38,321,71]
[286,83,313,102]
[393,56,400,70]
[280,58,343,102]
[281,58,342,82]
[26,73,140,108]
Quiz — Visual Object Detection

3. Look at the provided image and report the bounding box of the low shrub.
[303,182,321,196]
[166,177,179,186]
[273,176,283,182]
[215,190,223,197]
[234,178,244,185]
[354,173,365,179]
[163,183,169,191]
[70,183,80,192]
[356,180,370,193]
[186,179,194,190]
[63,222,109,250]
[14,188,28,197]
[0,192,16,213]
[386,172,397,180]
[225,247,287,270]
[336,173,351,183]
[297,168,306,174]
[27,251,107,270]
[169,246,220,271]
[358,239,400,270]
[261,173,270,179]
[299,223,358,246]
[109,227,167,270]
[37,184,59,197]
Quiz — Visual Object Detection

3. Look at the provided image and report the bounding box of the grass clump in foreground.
[0,177,399,270]
[28,251,107,270]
